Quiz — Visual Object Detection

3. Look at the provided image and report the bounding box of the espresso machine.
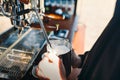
[0,0,73,80]
[0,0,50,79]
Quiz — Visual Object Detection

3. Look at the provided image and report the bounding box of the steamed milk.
[47,40,71,56]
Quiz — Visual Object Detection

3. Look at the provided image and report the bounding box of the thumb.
[47,53,60,64]
[36,67,50,80]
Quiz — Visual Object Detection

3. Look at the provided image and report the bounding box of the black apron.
[78,0,120,80]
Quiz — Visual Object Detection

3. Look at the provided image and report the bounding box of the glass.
[47,39,72,77]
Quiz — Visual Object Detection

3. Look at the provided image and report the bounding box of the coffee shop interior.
[0,0,116,80]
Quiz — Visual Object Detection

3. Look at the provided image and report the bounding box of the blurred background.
[0,0,116,53]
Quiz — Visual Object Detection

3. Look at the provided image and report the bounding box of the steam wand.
[34,8,52,48]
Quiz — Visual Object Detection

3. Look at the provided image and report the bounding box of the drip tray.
[0,27,46,79]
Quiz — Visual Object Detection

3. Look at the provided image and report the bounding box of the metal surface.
[47,39,72,56]
[0,27,46,79]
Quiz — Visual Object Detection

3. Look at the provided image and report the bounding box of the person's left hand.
[71,49,82,68]
[36,52,67,80]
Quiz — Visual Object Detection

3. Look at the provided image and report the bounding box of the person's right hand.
[35,52,67,80]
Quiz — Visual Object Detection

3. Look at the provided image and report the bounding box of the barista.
[35,0,120,80]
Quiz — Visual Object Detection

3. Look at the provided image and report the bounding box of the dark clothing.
[78,0,120,80]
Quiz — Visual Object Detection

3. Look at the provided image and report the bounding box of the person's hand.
[36,52,67,80]
[71,49,82,68]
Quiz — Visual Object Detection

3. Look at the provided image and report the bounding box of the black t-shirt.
[78,0,120,80]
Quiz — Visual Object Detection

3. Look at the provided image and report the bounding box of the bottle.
[44,0,51,13]
[55,0,63,15]
[67,0,75,16]
[50,0,56,13]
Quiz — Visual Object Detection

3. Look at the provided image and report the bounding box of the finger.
[42,53,54,63]
[41,52,60,63]
[41,52,49,59]
[36,67,50,80]
[47,53,60,63]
